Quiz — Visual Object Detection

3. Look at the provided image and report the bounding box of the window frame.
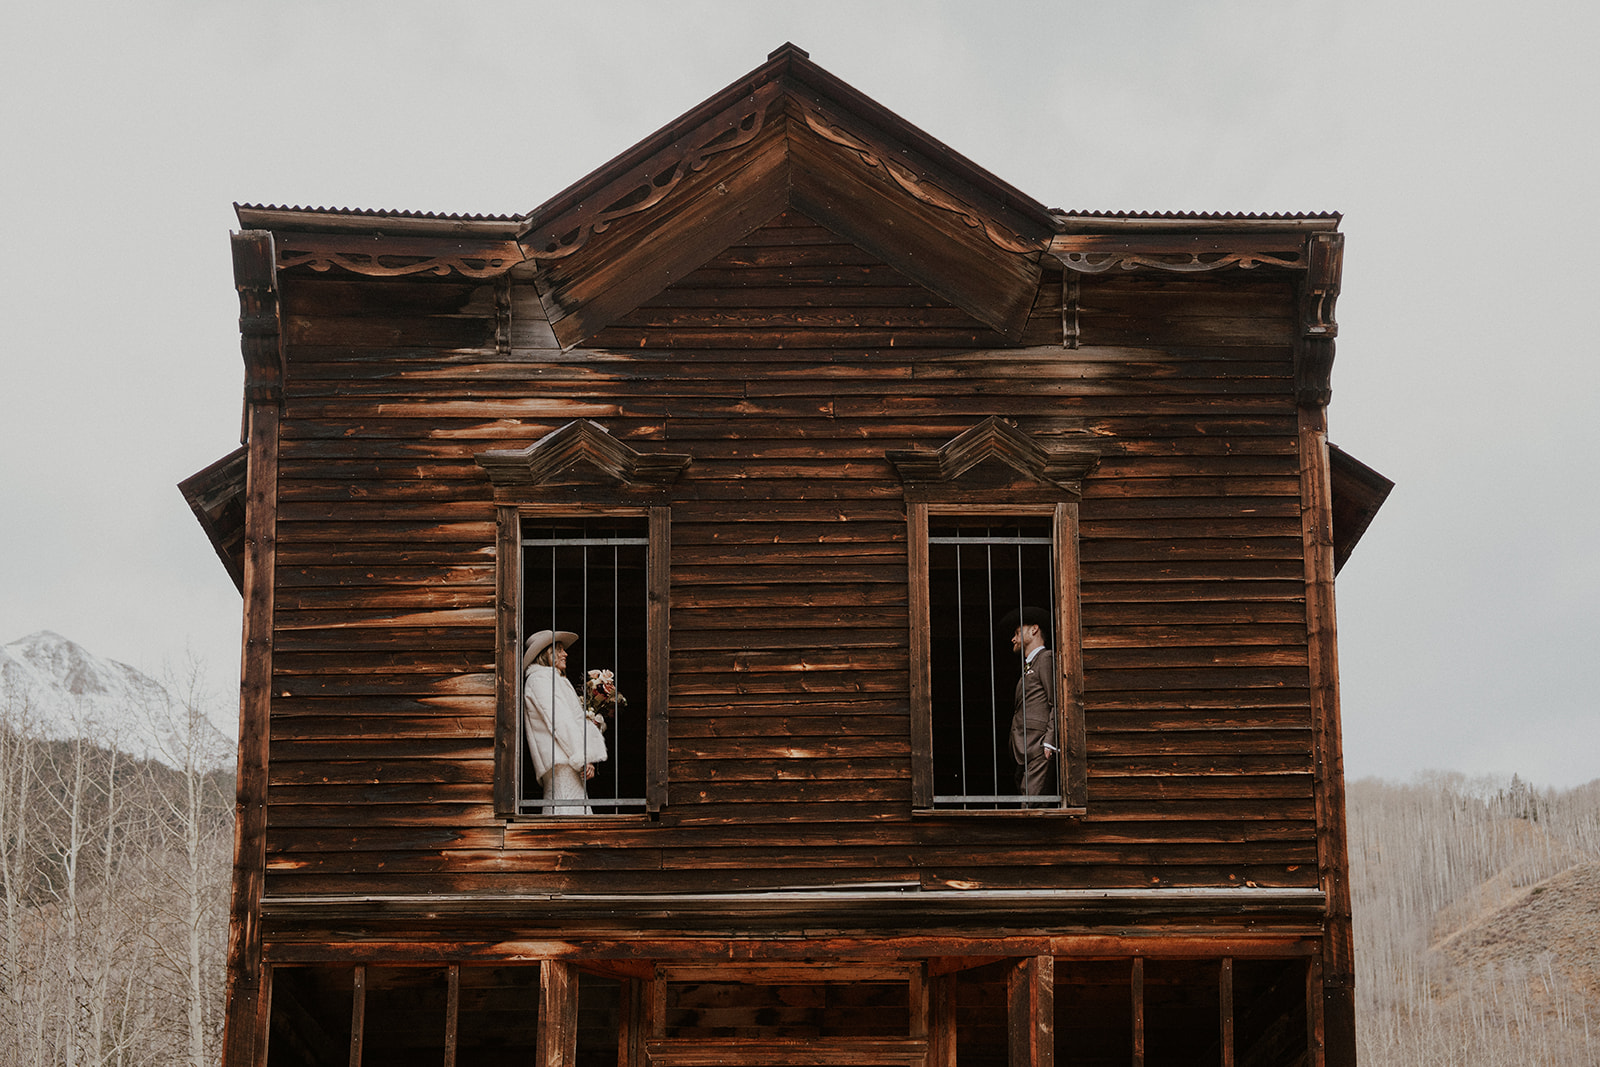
[909,501,1086,813]
[494,504,670,818]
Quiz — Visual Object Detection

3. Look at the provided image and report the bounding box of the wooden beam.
[1220,958,1234,1067]
[348,965,365,1067]
[1055,502,1086,809]
[1306,951,1325,1067]
[928,972,956,1067]
[1007,956,1054,1067]
[1299,405,1357,1067]
[538,960,579,1067]
[644,1038,929,1065]
[494,506,521,817]
[619,976,649,1067]
[908,502,932,808]
[444,964,459,1067]
[648,506,671,812]
[1132,958,1145,1067]
[220,231,281,1067]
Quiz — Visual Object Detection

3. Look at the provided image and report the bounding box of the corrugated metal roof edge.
[235,201,1343,238]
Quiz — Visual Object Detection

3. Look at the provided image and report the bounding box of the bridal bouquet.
[582,669,627,730]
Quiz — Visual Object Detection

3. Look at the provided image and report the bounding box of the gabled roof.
[238,45,1067,346]
[514,43,1057,346]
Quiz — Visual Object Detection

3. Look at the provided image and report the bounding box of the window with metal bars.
[911,504,1084,812]
[495,510,667,817]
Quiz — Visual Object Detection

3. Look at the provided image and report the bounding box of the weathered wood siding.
[265,211,1313,897]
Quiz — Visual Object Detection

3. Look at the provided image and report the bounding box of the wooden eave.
[1328,443,1394,573]
[179,447,248,593]
[260,887,1329,939]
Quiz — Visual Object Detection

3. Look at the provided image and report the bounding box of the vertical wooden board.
[619,977,648,1067]
[1055,502,1086,808]
[539,960,579,1067]
[648,507,672,812]
[1219,958,1234,1067]
[1299,404,1356,1067]
[443,965,460,1067]
[1132,958,1145,1067]
[1306,951,1325,1067]
[348,964,366,1067]
[494,506,521,816]
[1007,956,1054,1067]
[910,963,930,1041]
[224,400,279,1067]
[908,503,932,807]
[929,973,956,1067]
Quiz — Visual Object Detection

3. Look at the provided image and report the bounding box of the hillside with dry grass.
[1351,775,1600,1064]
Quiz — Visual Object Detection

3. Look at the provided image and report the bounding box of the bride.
[522,629,608,814]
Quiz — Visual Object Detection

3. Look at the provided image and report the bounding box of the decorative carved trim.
[1061,270,1081,350]
[1050,231,1317,276]
[800,109,1044,257]
[1296,337,1336,409]
[1303,232,1343,338]
[475,420,691,489]
[493,275,512,358]
[887,417,1098,494]
[1295,233,1344,407]
[232,230,283,405]
[518,82,784,264]
[277,243,522,279]
[1055,247,1306,274]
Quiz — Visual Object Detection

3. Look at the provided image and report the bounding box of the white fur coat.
[522,665,608,781]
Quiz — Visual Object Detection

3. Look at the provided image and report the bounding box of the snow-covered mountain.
[0,631,233,769]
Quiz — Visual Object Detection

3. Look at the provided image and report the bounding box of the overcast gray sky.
[3,1,1595,788]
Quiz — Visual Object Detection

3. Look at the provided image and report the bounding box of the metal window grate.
[928,519,1059,810]
[520,519,650,815]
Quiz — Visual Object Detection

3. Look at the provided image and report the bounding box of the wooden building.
[184,44,1391,1067]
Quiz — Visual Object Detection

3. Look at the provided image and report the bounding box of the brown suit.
[1010,648,1058,797]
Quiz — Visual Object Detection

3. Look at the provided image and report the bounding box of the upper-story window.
[476,421,684,819]
[891,418,1095,814]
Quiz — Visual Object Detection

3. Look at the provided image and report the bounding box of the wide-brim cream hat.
[523,629,578,670]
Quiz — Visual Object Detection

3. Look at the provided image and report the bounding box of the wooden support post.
[1307,951,1326,1067]
[910,963,929,1041]
[539,960,580,1067]
[1300,401,1358,1067]
[647,506,671,812]
[1131,958,1145,1067]
[493,506,522,816]
[928,972,957,1067]
[1219,959,1234,1067]
[349,965,366,1067]
[220,229,282,1067]
[444,965,460,1067]
[1007,956,1054,1067]
[908,502,933,808]
[620,975,656,1067]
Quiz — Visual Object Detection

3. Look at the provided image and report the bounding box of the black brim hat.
[998,606,1051,637]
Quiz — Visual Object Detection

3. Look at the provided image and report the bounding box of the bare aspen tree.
[139,658,232,1067]
[0,689,40,1066]
[1352,774,1600,1066]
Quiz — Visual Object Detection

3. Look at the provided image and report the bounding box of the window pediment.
[475,420,691,494]
[886,418,1098,497]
